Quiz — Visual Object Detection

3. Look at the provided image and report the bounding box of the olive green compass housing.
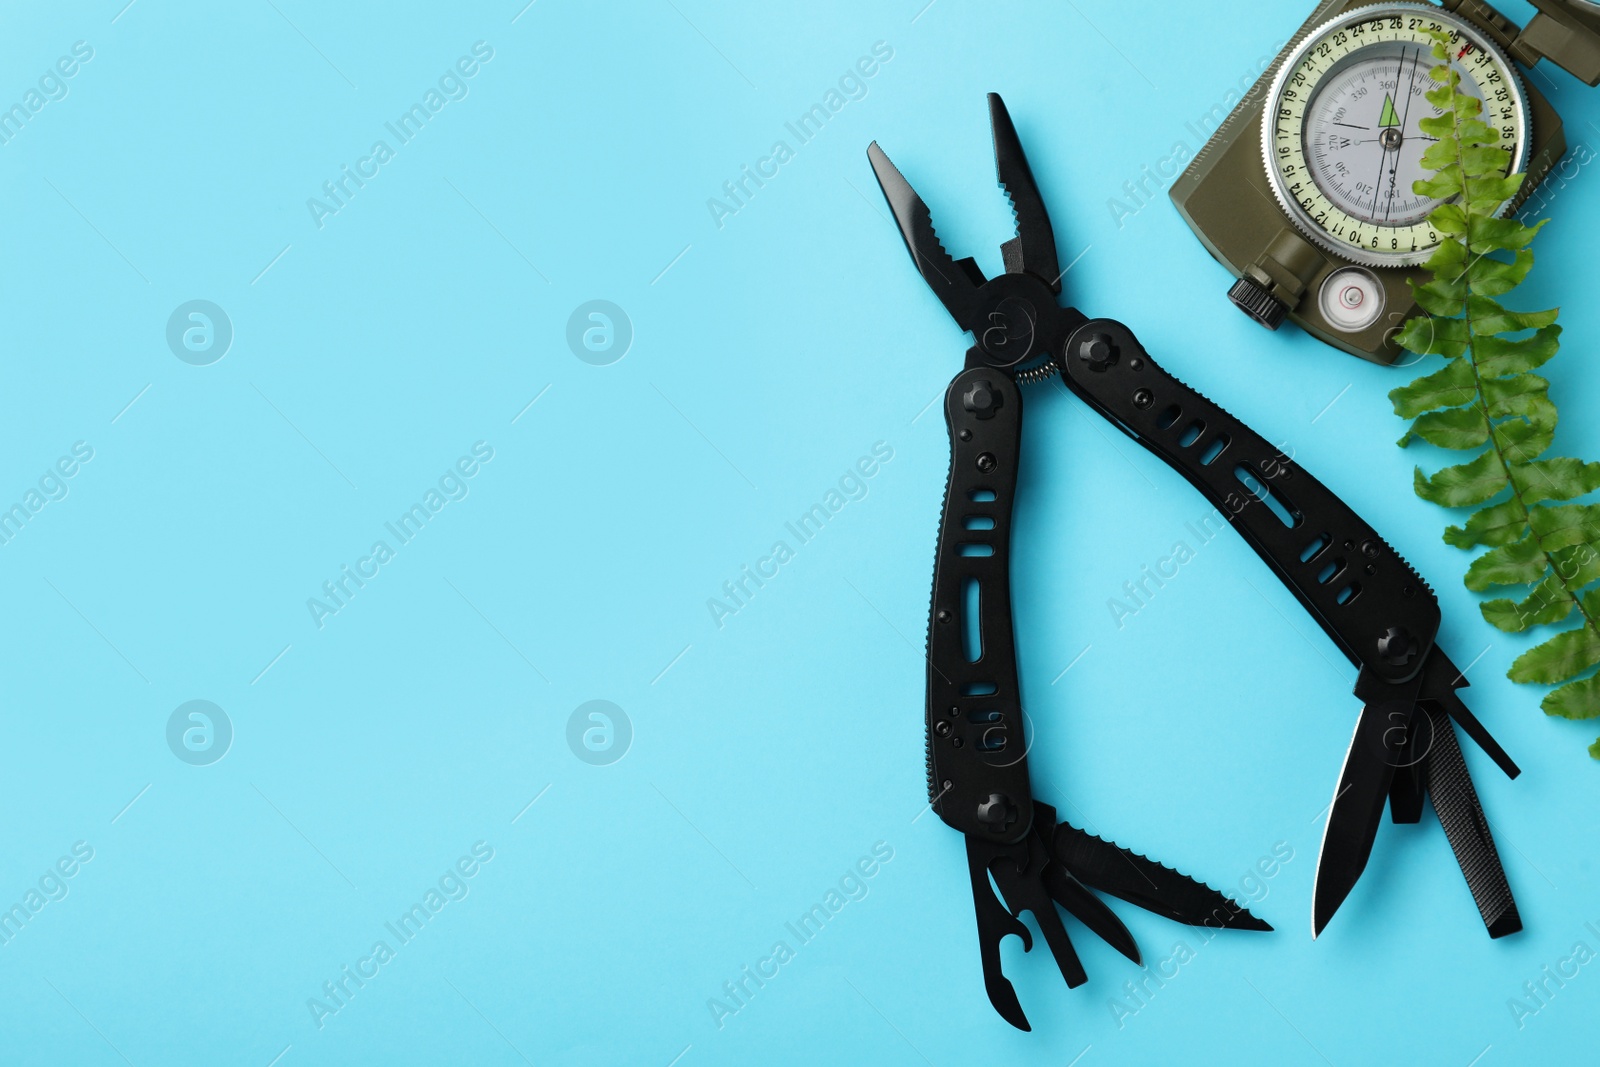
[1171,0,1600,364]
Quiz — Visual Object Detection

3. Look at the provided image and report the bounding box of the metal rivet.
[1378,626,1419,666]
[976,793,1018,831]
[959,429,972,441]
[1076,333,1118,368]
[937,609,952,623]
[963,381,1003,420]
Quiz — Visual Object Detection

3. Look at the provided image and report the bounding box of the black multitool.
[868,95,1524,1030]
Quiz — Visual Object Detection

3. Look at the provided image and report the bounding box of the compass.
[1262,3,1528,268]
[1170,0,1600,364]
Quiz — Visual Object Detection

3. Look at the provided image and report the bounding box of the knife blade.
[1043,862,1142,963]
[1312,668,1424,938]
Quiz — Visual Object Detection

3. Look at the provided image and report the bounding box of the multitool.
[868,94,1522,1030]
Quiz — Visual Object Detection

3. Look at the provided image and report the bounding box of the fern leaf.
[1474,324,1561,378]
[1509,626,1600,685]
[1512,459,1600,505]
[1543,675,1600,721]
[1389,358,1475,417]
[1414,451,1507,507]
[1445,499,1529,549]
[1401,407,1487,450]
[1527,504,1600,550]
[1466,536,1547,591]
[1468,296,1557,334]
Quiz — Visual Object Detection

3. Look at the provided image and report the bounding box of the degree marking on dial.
[1261,8,1529,266]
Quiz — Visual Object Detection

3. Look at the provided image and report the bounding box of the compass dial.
[1261,3,1529,267]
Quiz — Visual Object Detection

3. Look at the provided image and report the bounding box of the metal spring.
[1014,360,1058,386]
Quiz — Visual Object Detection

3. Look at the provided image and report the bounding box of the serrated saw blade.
[1052,823,1272,931]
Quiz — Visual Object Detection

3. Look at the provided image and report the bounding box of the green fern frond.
[1391,29,1600,759]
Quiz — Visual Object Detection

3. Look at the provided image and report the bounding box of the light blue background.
[1,1,1597,1064]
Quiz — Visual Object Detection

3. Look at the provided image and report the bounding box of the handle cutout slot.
[962,578,982,663]
[962,681,998,696]
[969,488,997,502]
[959,543,994,557]
[1234,464,1302,529]
[1300,532,1332,563]
[1335,582,1361,605]
[964,515,996,531]
[1199,434,1230,466]
[1156,404,1182,430]
[1178,420,1206,448]
[1316,558,1346,585]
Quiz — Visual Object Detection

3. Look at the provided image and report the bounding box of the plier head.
[869,94,1084,380]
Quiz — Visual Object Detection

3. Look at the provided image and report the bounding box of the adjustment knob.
[1228,276,1290,331]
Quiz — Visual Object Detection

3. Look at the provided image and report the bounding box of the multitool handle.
[927,368,1033,844]
[1058,319,1441,686]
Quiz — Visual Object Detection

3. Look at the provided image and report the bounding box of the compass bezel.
[1259,2,1530,268]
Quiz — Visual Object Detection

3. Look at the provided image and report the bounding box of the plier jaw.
[869,94,1082,383]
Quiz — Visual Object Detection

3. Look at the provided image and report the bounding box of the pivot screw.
[962,381,1003,420]
[935,721,952,738]
[1133,388,1154,409]
[1361,540,1381,559]
[976,793,1018,832]
[1076,332,1118,370]
[976,453,997,473]
[1378,626,1420,666]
